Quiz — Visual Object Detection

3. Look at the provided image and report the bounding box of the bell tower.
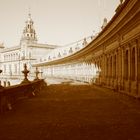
[20,12,37,44]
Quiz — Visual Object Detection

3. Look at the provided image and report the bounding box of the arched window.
[132,48,135,80]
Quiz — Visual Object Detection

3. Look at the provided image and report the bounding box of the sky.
[0,0,120,47]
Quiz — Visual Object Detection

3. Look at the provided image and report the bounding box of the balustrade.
[0,64,46,114]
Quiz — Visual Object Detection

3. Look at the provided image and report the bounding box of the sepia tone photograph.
[0,0,140,139]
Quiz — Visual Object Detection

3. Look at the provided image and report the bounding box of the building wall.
[35,0,140,98]
[0,12,58,80]
[0,44,55,79]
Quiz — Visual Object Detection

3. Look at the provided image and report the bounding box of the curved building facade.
[34,0,140,97]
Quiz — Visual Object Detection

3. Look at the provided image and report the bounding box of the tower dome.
[20,12,37,44]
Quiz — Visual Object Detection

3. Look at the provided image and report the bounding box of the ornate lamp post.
[21,64,30,84]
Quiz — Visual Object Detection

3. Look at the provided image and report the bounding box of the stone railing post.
[21,64,30,84]
[0,70,4,88]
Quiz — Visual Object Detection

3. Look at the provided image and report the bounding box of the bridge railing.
[0,64,47,114]
[0,79,46,113]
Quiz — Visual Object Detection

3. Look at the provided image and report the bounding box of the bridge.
[0,0,140,139]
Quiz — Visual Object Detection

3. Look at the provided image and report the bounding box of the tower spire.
[20,11,37,44]
[28,7,31,19]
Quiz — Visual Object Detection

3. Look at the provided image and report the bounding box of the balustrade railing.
[0,64,47,114]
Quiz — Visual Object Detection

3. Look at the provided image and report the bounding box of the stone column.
[121,47,125,90]
[128,46,131,92]
[138,38,140,81]
[84,62,87,82]
[135,40,138,95]
[109,55,112,86]
[112,54,114,87]
[107,55,110,85]
[106,55,109,85]
[89,61,92,83]
[137,37,140,96]
[113,52,117,90]
[97,60,100,84]
[115,50,118,80]
[100,55,104,85]
[85,62,89,82]
[104,55,107,81]
[99,57,103,85]
[117,47,122,90]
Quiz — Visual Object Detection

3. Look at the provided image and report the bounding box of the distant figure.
[82,38,87,47]
[4,81,6,87]
[7,81,11,86]
[101,18,108,30]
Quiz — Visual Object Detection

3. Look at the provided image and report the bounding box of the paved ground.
[0,81,140,140]
[45,77,88,85]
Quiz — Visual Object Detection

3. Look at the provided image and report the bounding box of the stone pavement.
[44,77,88,85]
[0,83,140,140]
